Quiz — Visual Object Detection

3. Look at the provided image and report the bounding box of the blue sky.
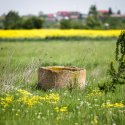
[0,0,125,15]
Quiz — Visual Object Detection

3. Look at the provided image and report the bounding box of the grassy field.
[0,40,125,125]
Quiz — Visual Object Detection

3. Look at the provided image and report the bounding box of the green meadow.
[0,40,125,125]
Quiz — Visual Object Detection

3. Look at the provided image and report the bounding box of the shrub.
[60,19,85,29]
[22,16,44,29]
[99,31,125,92]
[60,19,72,29]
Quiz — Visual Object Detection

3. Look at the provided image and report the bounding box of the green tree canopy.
[86,5,102,29]
[4,11,21,29]
[22,16,44,29]
[108,7,113,15]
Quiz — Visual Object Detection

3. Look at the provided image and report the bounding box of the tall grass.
[0,40,115,91]
[0,40,125,125]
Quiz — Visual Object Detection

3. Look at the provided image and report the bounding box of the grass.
[0,40,125,125]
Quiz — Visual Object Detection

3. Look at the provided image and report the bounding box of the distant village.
[40,10,125,21]
[0,6,125,29]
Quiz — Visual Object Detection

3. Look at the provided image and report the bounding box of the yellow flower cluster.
[102,102,124,108]
[85,90,102,98]
[54,106,68,112]
[18,93,60,107]
[0,89,60,108]
[17,89,60,107]
[45,93,60,103]
[17,89,32,96]
[0,94,13,107]
[91,115,98,125]
[0,29,122,39]
[18,95,40,107]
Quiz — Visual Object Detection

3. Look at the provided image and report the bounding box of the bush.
[60,19,85,29]
[99,31,125,92]
[102,17,125,29]
[60,19,72,29]
[86,16,103,29]
[22,17,43,29]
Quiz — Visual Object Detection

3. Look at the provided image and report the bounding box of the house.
[56,11,87,20]
[98,10,109,16]
[46,13,57,21]
[56,11,70,20]
[69,11,81,19]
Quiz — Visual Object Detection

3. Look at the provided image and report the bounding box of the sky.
[0,0,125,16]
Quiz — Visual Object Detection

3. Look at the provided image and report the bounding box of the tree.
[88,5,98,17]
[108,7,113,15]
[117,10,121,15]
[86,5,102,29]
[22,16,43,29]
[86,16,102,29]
[4,11,21,29]
[0,15,5,29]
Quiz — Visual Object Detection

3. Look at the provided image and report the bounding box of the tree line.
[1,11,44,29]
[60,6,125,29]
[0,5,125,29]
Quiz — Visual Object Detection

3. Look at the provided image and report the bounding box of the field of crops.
[0,29,121,39]
[0,38,125,125]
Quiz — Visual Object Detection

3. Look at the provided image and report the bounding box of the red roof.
[57,11,70,16]
[98,10,109,14]
[47,14,54,17]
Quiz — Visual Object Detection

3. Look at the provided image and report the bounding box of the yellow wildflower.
[86,90,102,98]
[16,113,19,116]
[0,95,13,107]
[0,29,121,39]
[91,116,98,124]
[17,90,60,107]
[55,106,68,112]
[17,89,32,96]
[18,95,40,107]
[55,107,59,112]
[102,102,124,108]
[114,103,124,108]
[60,107,68,112]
